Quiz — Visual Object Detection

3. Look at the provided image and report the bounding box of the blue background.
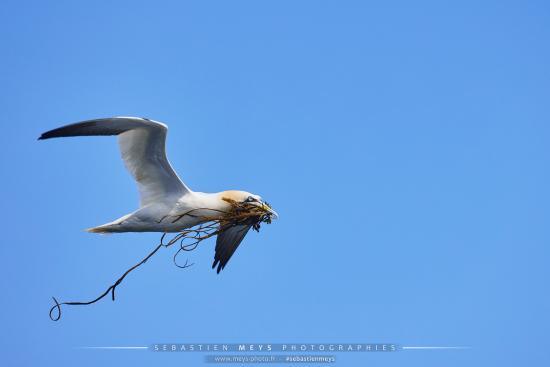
[1,1,549,366]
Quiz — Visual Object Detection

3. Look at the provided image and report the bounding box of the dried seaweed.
[49,199,274,321]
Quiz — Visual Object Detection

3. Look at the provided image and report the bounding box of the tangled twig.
[49,199,274,321]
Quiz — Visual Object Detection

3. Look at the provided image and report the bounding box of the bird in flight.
[39,117,277,273]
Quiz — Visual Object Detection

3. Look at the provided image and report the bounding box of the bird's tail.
[86,213,134,233]
[86,224,115,233]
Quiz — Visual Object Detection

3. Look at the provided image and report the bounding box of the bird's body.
[88,190,247,233]
[39,117,277,273]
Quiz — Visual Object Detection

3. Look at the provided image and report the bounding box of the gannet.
[39,117,277,273]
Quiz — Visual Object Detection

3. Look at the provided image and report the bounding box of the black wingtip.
[212,259,223,274]
[38,131,56,140]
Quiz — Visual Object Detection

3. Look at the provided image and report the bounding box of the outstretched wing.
[212,224,253,273]
[39,116,190,207]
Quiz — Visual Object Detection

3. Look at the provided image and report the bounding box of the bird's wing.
[212,224,252,273]
[39,117,190,207]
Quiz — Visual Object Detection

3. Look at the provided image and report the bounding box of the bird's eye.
[245,196,256,203]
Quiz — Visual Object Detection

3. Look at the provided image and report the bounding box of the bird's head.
[219,190,278,221]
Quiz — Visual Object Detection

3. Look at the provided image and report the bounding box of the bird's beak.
[261,202,279,220]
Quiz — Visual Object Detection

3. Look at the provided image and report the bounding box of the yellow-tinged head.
[219,190,278,220]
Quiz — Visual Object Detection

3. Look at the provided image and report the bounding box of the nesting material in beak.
[220,198,277,230]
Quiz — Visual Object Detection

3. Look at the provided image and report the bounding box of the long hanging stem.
[49,227,217,321]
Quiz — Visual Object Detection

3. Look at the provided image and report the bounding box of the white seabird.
[39,116,277,273]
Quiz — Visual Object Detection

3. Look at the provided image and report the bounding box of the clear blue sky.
[1,1,549,366]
